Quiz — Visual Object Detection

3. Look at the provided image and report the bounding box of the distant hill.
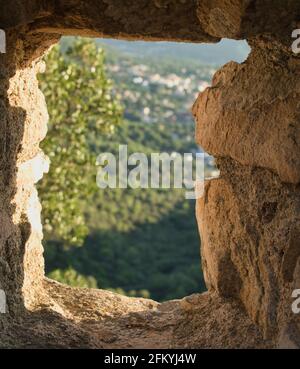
[98,38,251,65]
[45,37,246,301]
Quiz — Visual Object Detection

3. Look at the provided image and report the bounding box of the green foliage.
[45,199,205,301]
[48,268,98,289]
[41,37,211,301]
[38,38,122,247]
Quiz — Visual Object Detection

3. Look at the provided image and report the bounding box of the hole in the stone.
[38,37,250,302]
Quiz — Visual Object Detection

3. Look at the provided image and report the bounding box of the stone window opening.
[38,36,251,304]
[39,36,225,303]
[0,2,299,349]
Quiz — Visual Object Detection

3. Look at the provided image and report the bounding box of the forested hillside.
[41,38,222,301]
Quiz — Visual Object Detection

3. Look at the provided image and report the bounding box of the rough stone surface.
[0,1,218,43]
[193,28,300,347]
[0,30,59,319]
[193,43,300,184]
[0,279,270,349]
[0,0,299,349]
[197,0,300,49]
[196,160,300,346]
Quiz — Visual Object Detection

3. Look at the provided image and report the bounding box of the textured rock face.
[197,0,300,48]
[193,44,300,184]
[194,35,300,346]
[0,0,218,42]
[0,0,299,348]
[0,279,270,349]
[0,31,58,317]
[197,161,300,343]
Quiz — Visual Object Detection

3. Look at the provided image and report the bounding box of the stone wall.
[0,0,299,348]
[194,36,300,346]
[0,30,59,316]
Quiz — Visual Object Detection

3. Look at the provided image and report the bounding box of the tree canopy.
[38,38,123,247]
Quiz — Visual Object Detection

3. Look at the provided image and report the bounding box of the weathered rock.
[193,44,300,184]
[0,1,218,43]
[197,0,300,49]
[196,159,300,344]
[193,30,300,346]
[0,279,270,349]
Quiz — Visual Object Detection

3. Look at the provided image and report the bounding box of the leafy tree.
[41,37,208,301]
[38,38,123,247]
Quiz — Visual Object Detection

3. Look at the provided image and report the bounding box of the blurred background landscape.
[39,37,250,301]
